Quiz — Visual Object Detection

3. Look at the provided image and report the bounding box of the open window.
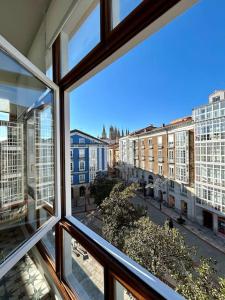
[0,35,60,277]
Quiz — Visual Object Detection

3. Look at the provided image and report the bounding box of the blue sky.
[70,0,225,137]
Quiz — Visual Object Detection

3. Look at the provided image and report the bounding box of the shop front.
[218,216,225,237]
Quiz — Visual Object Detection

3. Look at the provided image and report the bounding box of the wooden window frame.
[38,0,189,299]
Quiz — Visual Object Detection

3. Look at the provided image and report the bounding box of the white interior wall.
[27,0,78,72]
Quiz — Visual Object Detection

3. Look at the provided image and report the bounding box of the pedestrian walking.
[168,217,174,229]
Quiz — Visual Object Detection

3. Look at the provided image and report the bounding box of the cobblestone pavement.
[132,194,225,277]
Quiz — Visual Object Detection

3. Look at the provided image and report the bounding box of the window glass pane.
[0,250,51,299]
[0,48,55,264]
[67,0,225,298]
[63,230,104,299]
[41,224,56,261]
[114,280,137,300]
[61,1,100,77]
[112,0,142,28]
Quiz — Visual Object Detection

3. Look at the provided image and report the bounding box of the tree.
[90,176,117,206]
[102,125,107,139]
[100,182,145,249]
[177,258,225,300]
[124,217,194,282]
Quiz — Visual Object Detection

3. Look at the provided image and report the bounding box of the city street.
[132,194,225,277]
[74,193,225,278]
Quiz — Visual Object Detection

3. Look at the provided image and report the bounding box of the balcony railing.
[169,158,174,163]
[149,144,153,149]
[158,157,164,163]
[54,217,183,300]
[149,156,154,161]
[158,144,163,149]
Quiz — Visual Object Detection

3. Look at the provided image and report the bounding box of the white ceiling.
[0,0,51,56]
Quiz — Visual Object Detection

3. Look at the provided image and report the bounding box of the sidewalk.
[137,192,225,255]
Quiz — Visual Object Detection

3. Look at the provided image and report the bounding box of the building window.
[149,149,153,157]
[79,138,85,144]
[79,160,85,171]
[90,173,95,181]
[168,149,174,161]
[70,162,73,172]
[79,174,85,183]
[168,134,174,147]
[180,183,187,195]
[175,131,189,183]
[158,164,163,175]
[157,136,162,147]
[169,165,174,178]
[61,2,101,77]
[158,149,162,158]
[170,180,175,189]
[149,162,153,172]
[79,148,85,158]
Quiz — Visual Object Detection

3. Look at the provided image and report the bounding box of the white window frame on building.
[169,165,174,179]
[79,138,85,144]
[157,136,162,147]
[79,174,85,183]
[168,149,174,162]
[79,160,85,171]
[79,148,85,158]
[168,134,174,148]
[149,162,153,172]
[158,164,163,175]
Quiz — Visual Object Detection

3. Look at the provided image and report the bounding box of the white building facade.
[193,90,225,236]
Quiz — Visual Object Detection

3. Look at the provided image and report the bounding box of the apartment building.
[27,105,55,209]
[118,117,195,219]
[0,119,24,223]
[70,129,108,200]
[108,142,119,176]
[193,90,225,236]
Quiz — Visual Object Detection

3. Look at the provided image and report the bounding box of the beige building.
[118,117,195,220]
[108,143,119,176]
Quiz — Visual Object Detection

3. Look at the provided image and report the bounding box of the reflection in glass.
[63,230,104,300]
[112,0,142,28]
[0,250,51,299]
[42,225,55,261]
[115,280,137,300]
[0,49,55,264]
